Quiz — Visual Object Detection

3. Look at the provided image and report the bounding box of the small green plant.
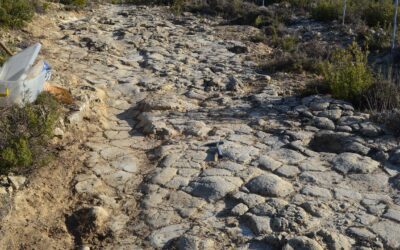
[60,0,87,7]
[0,93,61,173]
[362,0,394,27]
[311,0,341,22]
[322,42,373,102]
[0,0,34,28]
[171,0,185,14]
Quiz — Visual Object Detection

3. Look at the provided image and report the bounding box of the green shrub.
[260,50,322,74]
[0,51,8,66]
[362,79,400,111]
[0,0,34,28]
[322,42,374,102]
[0,93,61,174]
[311,0,340,22]
[60,0,87,7]
[362,0,394,27]
[171,0,185,14]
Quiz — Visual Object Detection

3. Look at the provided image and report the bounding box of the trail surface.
[0,4,399,249]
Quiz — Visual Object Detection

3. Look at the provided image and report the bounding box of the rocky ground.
[0,4,399,250]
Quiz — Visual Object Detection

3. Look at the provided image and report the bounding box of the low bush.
[260,50,322,74]
[0,50,8,66]
[322,42,374,102]
[60,0,87,7]
[362,80,400,111]
[0,0,34,28]
[362,0,394,27]
[0,93,61,174]
[311,0,340,22]
[372,109,400,137]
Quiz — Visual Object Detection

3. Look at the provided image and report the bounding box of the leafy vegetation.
[60,0,87,7]
[0,93,61,174]
[322,42,373,102]
[311,0,341,22]
[0,0,34,28]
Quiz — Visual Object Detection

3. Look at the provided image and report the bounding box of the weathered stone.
[151,168,178,185]
[318,109,342,121]
[231,203,249,216]
[75,175,103,195]
[7,176,26,190]
[231,191,266,207]
[245,214,272,235]
[246,174,294,197]
[359,122,382,137]
[177,235,215,250]
[318,230,353,250]
[266,149,305,165]
[301,185,332,199]
[220,141,259,164]
[334,187,362,201]
[275,165,300,178]
[283,236,323,250]
[331,153,379,174]
[188,176,240,201]
[347,227,376,241]
[314,117,335,130]
[383,208,400,223]
[149,224,191,248]
[258,155,282,171]
[371,220,400,249]
[111,155,139,173]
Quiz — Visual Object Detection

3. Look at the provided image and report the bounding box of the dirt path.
[0,4,399,250]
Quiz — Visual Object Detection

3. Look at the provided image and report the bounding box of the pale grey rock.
[310,101,330,111]
[100,146,126,160]
[102,170,133,189]
[75,175,103,195]
[177,235,215,250]
[371,220,400,249]
[188,176,239,201]
[275,165,300,178]
[331,153,379,174]
[149,224,191,248]
[7,176,26,190]
[231,203,249,216]
[184,121,210,137]
[301,185,332,199]
[111,155,139,173]
[246,174,294,197]
[347,227,376,240]
[201,168,232,177]
[383,208,400,223]
[266,149,305,164]
[338,116,365,126]
[231,191,266,207]
[245,214,272,235]
[138,94,186,112]
[161,153,183,168]
[220,141,259,164]
[318,230,353,250]
[151,168,178,185]
[314,117,335,130]
[359,122,382,137]
[334,187,362,201]
[299,171,343,185]
[218,161,245,173]
[389,149,400,164]
[298,158,328,171]
[145,209,182,228]
[258,155,282,171]
[283,236,323,250]
[318,109,342,121]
